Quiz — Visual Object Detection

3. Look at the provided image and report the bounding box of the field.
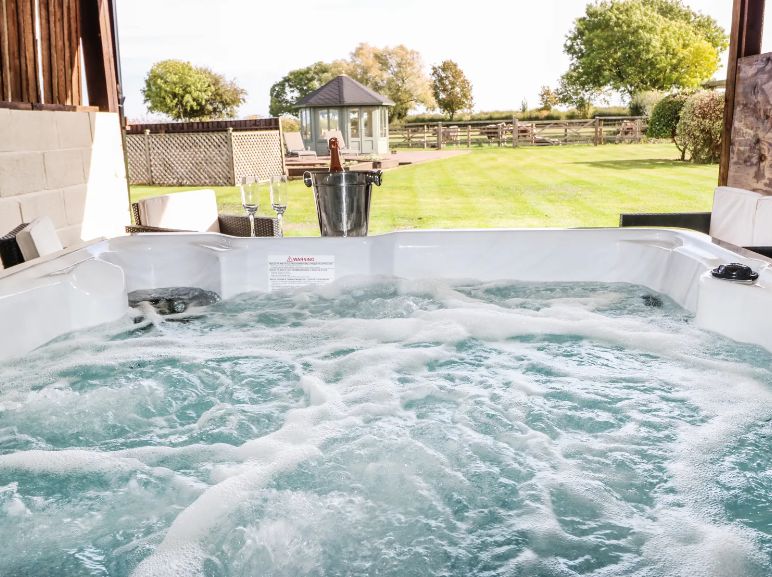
[130,143,718,237]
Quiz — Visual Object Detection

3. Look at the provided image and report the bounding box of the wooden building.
[0,0,128,251]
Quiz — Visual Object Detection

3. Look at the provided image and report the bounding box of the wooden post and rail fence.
[389,116,648,149]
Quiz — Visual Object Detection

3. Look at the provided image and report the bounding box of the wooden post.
[143,129,153,184]
[79,0,119,112]
[513,117,519,148]
[467,124,471,148]
[531,123,535,145]
[599,119,604,144]
[719,0,766,186]
[226,127,236,185]
[593,117,599,145]
[436,121,442,150]
[423,124,427,149]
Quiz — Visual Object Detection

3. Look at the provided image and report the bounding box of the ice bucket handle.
[303,171,313,187]
[366,170,383,186]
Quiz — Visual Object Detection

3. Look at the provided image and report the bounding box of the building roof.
[296,75,394,108]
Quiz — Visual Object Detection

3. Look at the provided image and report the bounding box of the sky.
[114,0,771,120]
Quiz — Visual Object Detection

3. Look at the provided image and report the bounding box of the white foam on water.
[0,278,770,576]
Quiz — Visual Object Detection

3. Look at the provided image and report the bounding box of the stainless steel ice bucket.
[303,170,383,237]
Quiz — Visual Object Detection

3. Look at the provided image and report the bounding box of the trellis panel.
[125,129,286,186]
[232,131,284,182]
[148,132,232,186]
[125,134,150,185]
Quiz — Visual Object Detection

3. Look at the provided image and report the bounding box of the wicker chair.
[126,195,279,237]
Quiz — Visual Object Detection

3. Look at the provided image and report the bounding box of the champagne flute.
[270,174,289,237]
[240,176,267,237]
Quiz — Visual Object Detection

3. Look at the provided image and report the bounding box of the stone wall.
[0,108,129,266]
[728,53,772,194]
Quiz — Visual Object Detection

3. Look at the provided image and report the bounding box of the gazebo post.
[719,0,766,186]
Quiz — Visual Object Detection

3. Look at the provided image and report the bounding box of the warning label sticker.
[268,255,336,291]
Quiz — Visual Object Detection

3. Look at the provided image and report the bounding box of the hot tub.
[0,229,770,577]
[2,228,772,359]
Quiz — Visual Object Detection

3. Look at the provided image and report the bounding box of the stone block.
[44,149,85,189]
[56,110,94,149]
[62,184,89,225]
[19,189,67,228]
[0,109,58,152]
[56,223,84,248]
[0,152,47,197]
[0,198,22,233]
[82,148,92,181]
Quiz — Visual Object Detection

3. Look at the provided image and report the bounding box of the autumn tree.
[561,0,727,102]
[142,60,246,121]
[348,44,435,120]
[538,86,560,111]
[430,60,473,120]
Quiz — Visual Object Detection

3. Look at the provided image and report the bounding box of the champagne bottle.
[328,137,344,173]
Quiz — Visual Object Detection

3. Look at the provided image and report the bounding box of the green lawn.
[130,143,718,236]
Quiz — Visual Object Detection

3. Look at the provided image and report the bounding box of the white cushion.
[16,216,63,261]
[752,196,772,245]
[137,189,220,233]
[709,186,762,246]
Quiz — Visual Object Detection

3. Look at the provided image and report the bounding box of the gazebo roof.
[296,75,394,108]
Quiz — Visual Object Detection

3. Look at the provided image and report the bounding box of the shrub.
[647,92,690,159]
[676,91,724,163]
[279,114,300,132]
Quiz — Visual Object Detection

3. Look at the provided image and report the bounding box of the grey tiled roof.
[296,76,394,107]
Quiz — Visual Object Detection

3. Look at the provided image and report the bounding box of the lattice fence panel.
[231,131,284,182]
[148,132,232,186]
[125,134,150,184]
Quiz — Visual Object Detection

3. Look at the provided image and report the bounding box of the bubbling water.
[0,278,770,577]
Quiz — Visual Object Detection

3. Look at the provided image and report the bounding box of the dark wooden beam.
[720,0,766,185]
[79,0,118,112]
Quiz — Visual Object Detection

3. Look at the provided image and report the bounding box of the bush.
[647,93,690,159]
[676,91,724,163]
[279,114,300,132]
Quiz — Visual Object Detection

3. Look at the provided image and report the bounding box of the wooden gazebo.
[296,75,394,156]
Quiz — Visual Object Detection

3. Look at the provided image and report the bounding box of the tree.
[556,71,596,118]
[647,92,690,159]
[561,0,728,100]
[538,86,560,111]
[142,60,245,121]
[676,90,724,163]
[268,61,347,117]
[348,44,435,120]
[430,61,473,120]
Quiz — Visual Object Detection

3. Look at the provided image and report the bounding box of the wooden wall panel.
[18,0,38,103]
[727,53,772,193]
[4,0,22,102]
[1,0,87,106]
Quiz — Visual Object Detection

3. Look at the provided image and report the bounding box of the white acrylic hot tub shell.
[1,228,771,360]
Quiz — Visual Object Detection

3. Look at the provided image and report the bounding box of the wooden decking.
[285,149,469,177]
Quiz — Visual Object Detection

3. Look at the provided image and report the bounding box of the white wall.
[0,108,129,265]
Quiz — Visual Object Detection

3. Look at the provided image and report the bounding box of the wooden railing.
[389,117,648,149]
